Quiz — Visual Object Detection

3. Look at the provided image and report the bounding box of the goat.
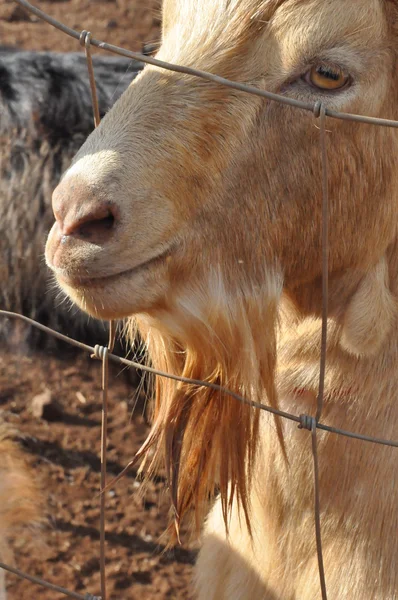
[45,0,398,597]
[0,49,143,344]
[0,48,143,138]
[0,420,41,600]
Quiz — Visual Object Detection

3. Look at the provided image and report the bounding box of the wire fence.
[2,1,398,598]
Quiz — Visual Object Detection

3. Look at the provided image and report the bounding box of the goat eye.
[305,63,350,91]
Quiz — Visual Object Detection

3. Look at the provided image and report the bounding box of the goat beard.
[126,269,283,543]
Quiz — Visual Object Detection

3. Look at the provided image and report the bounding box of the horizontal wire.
[0,310,300,423]
[12,0,398,130]
[2,309,398,449]
[0,561,100,600]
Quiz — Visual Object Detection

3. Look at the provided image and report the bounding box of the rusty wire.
[3,1,398,599]
[80,31,101,128]
[98,344,109,600]
[3,310,398,451]
[314,104,328,600]
[0,561,100,600]
[12,0,398,130]
[78,32,110,600]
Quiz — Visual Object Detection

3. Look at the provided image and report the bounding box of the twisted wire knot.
[79,29,92,49]
[299,414,317,432]
[91,345,108,360]
[313,100,322,118]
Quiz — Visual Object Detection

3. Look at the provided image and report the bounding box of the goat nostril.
[76,211,115,240]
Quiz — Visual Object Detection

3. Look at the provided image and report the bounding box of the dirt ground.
[0,2,198,599]
[0,0,161,53]
[0,347,197,599]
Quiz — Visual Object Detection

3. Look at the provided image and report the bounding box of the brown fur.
[46,0,398,596]
[0,420,42,599]
[130,271,281,538]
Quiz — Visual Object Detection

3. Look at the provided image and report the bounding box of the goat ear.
[340,256,397,356]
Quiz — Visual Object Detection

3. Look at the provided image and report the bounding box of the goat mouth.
[56,251,170,289]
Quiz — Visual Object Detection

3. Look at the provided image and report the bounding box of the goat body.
[0,420,41,600]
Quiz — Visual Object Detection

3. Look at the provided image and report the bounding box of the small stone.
[76,391,87,404]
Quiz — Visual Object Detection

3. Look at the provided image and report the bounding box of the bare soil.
[0,346,196,599]
[0,2,197,599]
[0,0,161,53]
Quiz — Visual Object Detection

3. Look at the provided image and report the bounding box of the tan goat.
[45,0,398,597]
[0,421,41,599]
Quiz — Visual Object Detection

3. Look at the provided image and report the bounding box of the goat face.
[45,0,398,322]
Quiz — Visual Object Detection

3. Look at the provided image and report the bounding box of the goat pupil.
[317,66,340,81]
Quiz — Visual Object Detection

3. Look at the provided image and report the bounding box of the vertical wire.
[108,320,116,353]
[316,104,329,423]
[81,30,108,599]
[80,31,101,128]
[312,420,328,600]
[100,347,109,600]
[312,102,329,600]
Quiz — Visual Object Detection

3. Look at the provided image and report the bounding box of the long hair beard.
[126,268,283,542]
